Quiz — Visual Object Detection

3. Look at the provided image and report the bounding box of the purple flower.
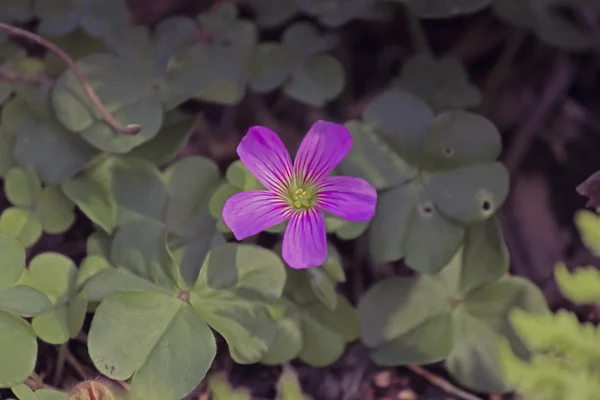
[222,120,377,269]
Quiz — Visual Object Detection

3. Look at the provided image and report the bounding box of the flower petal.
[238,126,293,192]
[223,190,292,240]
[319,176,377,222]
[293,120,352,184]
[282,209,327,269]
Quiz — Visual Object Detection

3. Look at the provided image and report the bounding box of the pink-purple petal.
[237,126,293,192]
[282,209,327,269]
[222,190,292,240]
[293,120,352,184]
[318,176,377,222]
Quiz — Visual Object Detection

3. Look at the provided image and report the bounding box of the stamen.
[288,185,317,210]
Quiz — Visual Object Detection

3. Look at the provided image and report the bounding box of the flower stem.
[0,23,141,135]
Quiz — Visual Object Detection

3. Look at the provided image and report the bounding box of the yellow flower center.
[290,186,317,210]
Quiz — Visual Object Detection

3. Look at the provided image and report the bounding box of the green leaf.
[282,22,338,61]
[7,94,98,184]
[439,217,508,296]
[0,233,26,290]
[52,53,163,153]
[554,263,600,305]
[339,121,416,190]
[424,162,509,223]
[358,276,451,352]
[4,166,41,208]
[248,0,297,28]
[0,311,37,388]
[0,207,42,247]
[37,186,76,234]
[88,291,216,400]
[404,0,493,18]
[82,267,168,302]
[260,300,303,365]
[394,54,481,113]
[35,0,130,39]
[307,268,338,310]
[191,244,286,363]
[62,163,116,234]
[421,110,502,170]
[0,285,52,317]
[127,113,197,166]
[298,295,360,366]
[164,156,220,238]
[110,219,180,291]
[76,255,112,288]
[108,157,168,225]
[575,210,600,256]
[370,182,464,273]
[297,0,373,27]
[43,30,108,76]
[248,43,291,92]
[0,134,17,178]
[283,54,345,106]
[363,88,433,165]
[19,253,87,344]
[449,277,549,392]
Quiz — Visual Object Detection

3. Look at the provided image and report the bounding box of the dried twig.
[0,23,141,135]
[407,365,483,400]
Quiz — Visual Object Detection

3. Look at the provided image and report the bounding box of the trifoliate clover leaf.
[493,0,592,51]
[260,256,359,366]
[19,253,88,344]
[194,4,258,105]
[85,221,285,398]
[247,21,344,105]
[341,89,508,273]
[11,384,67,400]
[62,156,168,234]
[297,0,374,27]
[53,18,240,153]
[190,243,286,364]
[2,166,76,246]
[393,53,481,114]
[43,29,108,76]
[0,235,50,388]
[283,54,345,107]
[402,0,493,18]
[358,219,549,394]
[2,91,98,185]
[34,0,130,39]
[247,0,298,28]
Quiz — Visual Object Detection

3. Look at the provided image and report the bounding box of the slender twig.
[0,66,54,84]
[404,6,431,55]
[407,365,483,400]
[0,23,141,135]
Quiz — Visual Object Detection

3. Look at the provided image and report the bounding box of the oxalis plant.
[0,0,598,399]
